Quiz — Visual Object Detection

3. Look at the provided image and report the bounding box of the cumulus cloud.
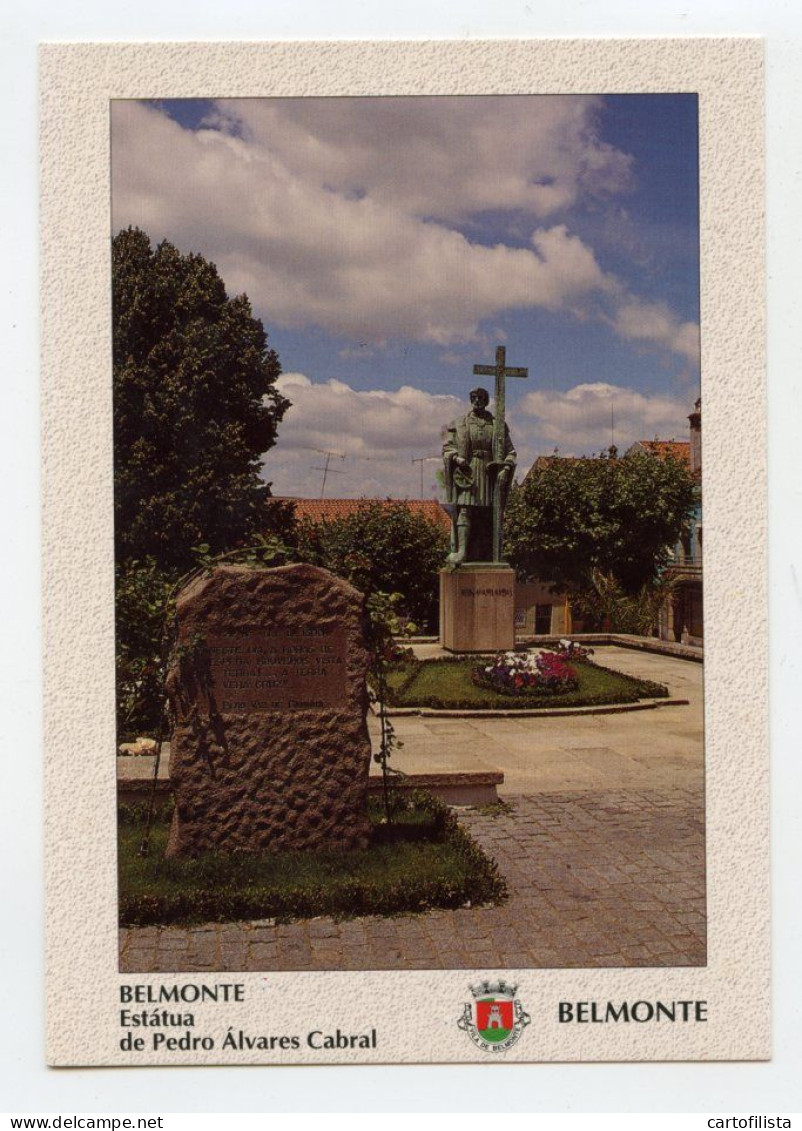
[206,96,633,222]
[112,101,616,346]
[261,374,693,495]
[519,382,692,456]
[613,300,700,365]
[263,373,462,498]
[111,98,697,363]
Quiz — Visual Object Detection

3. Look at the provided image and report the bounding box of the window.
[535,604,552,635]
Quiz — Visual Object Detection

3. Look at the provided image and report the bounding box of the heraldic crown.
[470,980,517,999]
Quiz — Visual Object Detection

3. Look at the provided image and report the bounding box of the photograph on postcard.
[111,94,706,978]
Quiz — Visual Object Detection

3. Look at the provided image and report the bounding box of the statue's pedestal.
[439,563,516,653]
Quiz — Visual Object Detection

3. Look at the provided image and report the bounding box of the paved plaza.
[380,645,703,795]
[119,647,706,972]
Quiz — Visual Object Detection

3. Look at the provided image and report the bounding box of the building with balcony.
[511,400,702,644]
[628,399,703,646]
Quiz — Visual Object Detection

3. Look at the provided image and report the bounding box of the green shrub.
[118,792,507,927]
[115,557,177,740]
[296,501,449,633]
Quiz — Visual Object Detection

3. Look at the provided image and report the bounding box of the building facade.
[660,399,703,646]
[628,401,702,646]
[514,579,573,637]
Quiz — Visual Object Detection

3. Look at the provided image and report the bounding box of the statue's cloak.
[443,410,516,507]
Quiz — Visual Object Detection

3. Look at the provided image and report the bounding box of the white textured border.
[41,38,767,1066]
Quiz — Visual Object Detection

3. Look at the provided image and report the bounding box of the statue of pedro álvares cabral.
[442,386,517,566]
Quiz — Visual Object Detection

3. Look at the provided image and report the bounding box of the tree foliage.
[116,534,301,741]
[569,568,679,635]
[296,502,450,632]
[115,557,177,739]
[113,227,289,573]
[504,450,697,595]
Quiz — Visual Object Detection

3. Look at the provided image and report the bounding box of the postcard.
[41,37,768,1066]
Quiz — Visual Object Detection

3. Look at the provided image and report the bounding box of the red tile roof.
[531,455,586,469]
[632,440,691,467]
[524,441,692,481]
[523,455,596,481]
[271,497,452,533]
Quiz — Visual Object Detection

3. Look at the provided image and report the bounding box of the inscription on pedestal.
[205,628,347,711]
[458,585,514,598]
[440,566,516,652]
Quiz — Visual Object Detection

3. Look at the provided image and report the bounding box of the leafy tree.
[263,496,302,546]
[113,227,289,738]
[569,568,679,635]
[113,227,289,574]
[116,535,300,742]
[296,501,450,632]
[115,557,176,739]
[504,449,696,595]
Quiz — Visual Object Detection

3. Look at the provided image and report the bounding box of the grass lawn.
[385,654,668,711]
[118,795,506,927]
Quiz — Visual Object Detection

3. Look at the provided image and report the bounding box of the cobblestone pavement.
[119,787,706,972]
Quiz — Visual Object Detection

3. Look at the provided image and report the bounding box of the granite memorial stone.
[165,563,372,857]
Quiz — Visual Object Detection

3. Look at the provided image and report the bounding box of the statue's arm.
[442,421,458,459]
[497,426,516,507]
[444,418,469,468]
[443,421,458,495]
[501,424,517,472]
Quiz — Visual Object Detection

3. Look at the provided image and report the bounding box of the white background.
[2,0,801,1115]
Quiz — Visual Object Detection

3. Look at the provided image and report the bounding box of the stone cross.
[473,345,528,561]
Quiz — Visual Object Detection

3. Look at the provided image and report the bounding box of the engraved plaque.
[205,627,348,711]
[166,563,371,856]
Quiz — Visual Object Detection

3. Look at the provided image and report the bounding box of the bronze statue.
[443,386,516,565]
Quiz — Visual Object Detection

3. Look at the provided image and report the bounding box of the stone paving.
[380,645,704,795]
[119,786,706,972]
[119,647,705,972]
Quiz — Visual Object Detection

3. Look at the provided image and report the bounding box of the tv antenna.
[307,447,346,496]
[411,455,440,495]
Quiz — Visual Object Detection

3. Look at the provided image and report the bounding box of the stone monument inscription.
[165,563,372,857]
[205,628,347,711]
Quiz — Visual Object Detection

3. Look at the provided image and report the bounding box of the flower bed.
[384,652,669,711]
[552,639,595,661]
[472,651,579,697]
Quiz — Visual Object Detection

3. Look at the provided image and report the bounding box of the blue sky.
[111,95,700,498]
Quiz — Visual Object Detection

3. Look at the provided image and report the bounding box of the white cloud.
[206,96,633,222]
[519,382,692,456]
[112,102,615,346]
[613,300,700,365]
[111,99,696,363]
[263,373,462,498]
[261,374,693,495]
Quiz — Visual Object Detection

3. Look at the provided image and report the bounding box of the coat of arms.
[457,980,531,1052]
